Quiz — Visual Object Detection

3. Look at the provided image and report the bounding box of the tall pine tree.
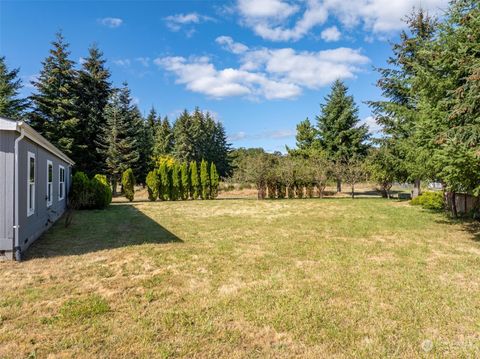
[153,115,174,157]
[317,80,369,191]
[75,44,111,175]
[0,56,29,119]
[30,32,79,157]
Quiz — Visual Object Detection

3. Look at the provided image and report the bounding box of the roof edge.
[0,117,75,165]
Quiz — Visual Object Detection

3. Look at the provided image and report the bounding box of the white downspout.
[14,128,25,261]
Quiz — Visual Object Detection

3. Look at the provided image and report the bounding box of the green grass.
[1,198,479,358]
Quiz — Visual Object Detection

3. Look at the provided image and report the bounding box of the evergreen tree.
[189,161,200,199]
[146,170,159,201]
[181,162,190,200]
[122,168,135,202]
[172,162,181,200]
[159,162,170,200]
[200,159,210,199]
[295,118,318,151]
[74,45,111,176]
[317,80,369,191]
[153,115,174,157]
[29,32,79,157]
[211,118,232,177]
[97,89,139,192]
[210,162,220,199]
[173,110,195,162]
[0,56,29,119]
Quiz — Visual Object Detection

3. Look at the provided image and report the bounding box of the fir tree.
[74,44,111,175]
[153,115,174,157]
[189,161,200,199]
[173,109,195,162]
[295,118,318,151]
[30,32,79,156]
[210,162,219,199]
[181,162,190,200]
[317,80,369,191]
[0,56,29,119]
[200,159,210,200]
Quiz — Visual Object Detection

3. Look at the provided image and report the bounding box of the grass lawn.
[1,198,479,357]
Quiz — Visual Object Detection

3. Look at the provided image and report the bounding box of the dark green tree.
[317,80,369,191]
[210,162,219,199]
[29,32,79,157]
[0,56,29,119]
[74,44,111,176]
[180,162,189,200]
[200,159,210,199]
[171,162,181,200]
[173,110,195,162]
[153,115,174,157]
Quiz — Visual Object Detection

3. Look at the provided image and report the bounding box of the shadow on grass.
[24,204,182,260]
[434,217,480,242]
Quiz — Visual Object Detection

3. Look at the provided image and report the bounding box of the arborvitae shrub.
[146,170,159,201]
[93,174,112,208]
[159,162,170,200]
[70,172,111,209]
[190,161,199,199]
[172,163,181,200]
[210,162,219,199]
[411,191,444,210]
[200,159,210,199]
[181,162,189,200]
[70,172,91,209]
[122,168,135,202]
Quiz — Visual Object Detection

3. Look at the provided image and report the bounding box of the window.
[27,152,35,216]
[47,160,53,207]
[59,165,65,201]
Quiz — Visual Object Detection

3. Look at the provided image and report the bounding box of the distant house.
[0,117,74,260]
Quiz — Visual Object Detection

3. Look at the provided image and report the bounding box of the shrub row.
[410,191,445,210]
[70,172,112,209]
[146,158,219,201]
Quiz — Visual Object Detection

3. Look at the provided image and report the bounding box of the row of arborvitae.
[70,172,112,209]
[145,157,219,201]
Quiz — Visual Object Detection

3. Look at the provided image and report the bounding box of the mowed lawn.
[1,199,480,358]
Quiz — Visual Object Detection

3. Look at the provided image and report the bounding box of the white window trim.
[59,165,65,201]
[27,151,35,217]
[46,160,53,207]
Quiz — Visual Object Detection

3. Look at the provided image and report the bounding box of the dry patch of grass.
[1,198,479,358]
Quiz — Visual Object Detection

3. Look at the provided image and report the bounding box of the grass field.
[1,198,479,358]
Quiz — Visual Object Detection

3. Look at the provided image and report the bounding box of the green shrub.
[411,191,444,210]
[70,172,111,209]
[92,174,112,208]
[146,170,159,201]
[172,162,181,200]
[200,159,210,200]
[159,162,170,200]
[70,172,92,209]
[122,168,135,202]
[190,161,199,199]
[210,162,219,199]
[181,162,189,200]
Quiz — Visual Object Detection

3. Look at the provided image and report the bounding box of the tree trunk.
[351,184,355,199]
[412,179,421,198]
[112,180,117,196]
[451,191,458,218]
[336,178,342,193]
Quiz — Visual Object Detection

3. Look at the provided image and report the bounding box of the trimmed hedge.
[411,191,444,210]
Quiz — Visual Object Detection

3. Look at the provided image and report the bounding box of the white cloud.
[155,56,301,100]
[235,0,448,41]
[320,26,341,42]
[229,129,295,142]
[156,39,369,100]
[164,12,214,32]
[229,131,247,141]
[216,36,249,54]
[98,17,123,28]
[113,59,131,67]
[361,116,382,134]
[135,57,150,67]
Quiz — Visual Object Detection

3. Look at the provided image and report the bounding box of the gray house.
[0,117,74,260]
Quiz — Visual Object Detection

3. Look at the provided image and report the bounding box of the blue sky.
[0,0,448,152]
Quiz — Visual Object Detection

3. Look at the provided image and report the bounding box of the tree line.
[0,33,231,190]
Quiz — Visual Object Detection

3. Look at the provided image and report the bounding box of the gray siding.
[17,136,71,252]
[0,131,15,252]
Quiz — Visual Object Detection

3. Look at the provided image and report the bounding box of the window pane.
[30,157,35,182]
[48,164,53,182]
[29,184,33,209]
